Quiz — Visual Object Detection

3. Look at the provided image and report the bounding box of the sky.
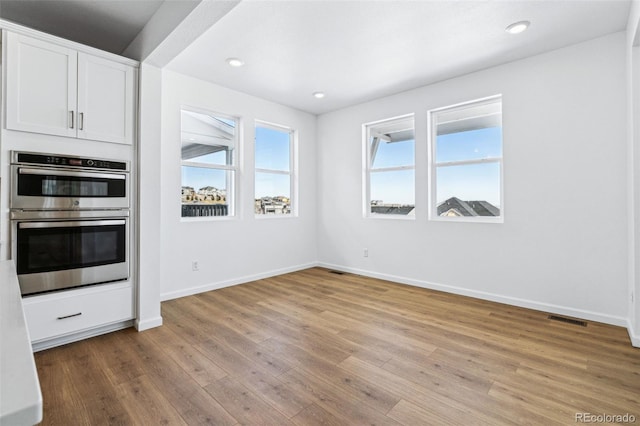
[182,165,228,192]
[371,126,502,207]
[435,126,502,207]
[370,137,415,204]
[255,126,291,199]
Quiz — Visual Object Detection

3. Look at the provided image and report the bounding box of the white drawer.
[22,284,134,342]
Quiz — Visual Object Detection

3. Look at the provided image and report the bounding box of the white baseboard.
[318,262,629,328]
[135,316,163,332]
[160,262,319,301]
[628,320,640,348]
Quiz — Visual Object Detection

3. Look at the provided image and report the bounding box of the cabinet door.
[5,32,78,137]
[77,53,135,144]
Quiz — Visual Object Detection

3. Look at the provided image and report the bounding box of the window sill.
[180,216,237,223]
[255,214,298,220]
[365,214,416,220]
[429,216,503,224]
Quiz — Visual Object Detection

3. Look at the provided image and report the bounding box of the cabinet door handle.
[57,312,82,320]
[69,111,74,129]
[79,112,84,130]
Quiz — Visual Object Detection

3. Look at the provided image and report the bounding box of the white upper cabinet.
[6,33,78,138]
[5,32,136,145]
[77,53,135,144]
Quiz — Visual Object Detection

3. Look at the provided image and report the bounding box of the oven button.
[73,200,80,206]
[87,160,95,166]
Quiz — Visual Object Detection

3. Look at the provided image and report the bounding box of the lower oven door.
[13,218,129,295]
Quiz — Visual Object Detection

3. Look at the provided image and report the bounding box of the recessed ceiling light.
[226,58,244,67]
[505,21,530,35]
[313,91,325,99]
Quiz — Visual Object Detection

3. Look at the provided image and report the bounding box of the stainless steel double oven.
[10,151,130,296]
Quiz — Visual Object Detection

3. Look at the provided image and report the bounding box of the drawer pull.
[57,312,82,320]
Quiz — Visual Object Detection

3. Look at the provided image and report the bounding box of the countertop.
[0,260,43,425]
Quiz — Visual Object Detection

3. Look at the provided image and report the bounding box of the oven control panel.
[15,152,128,171]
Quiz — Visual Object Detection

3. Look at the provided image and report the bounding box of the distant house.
[256,196,290,214]
[370,205,415,215]
[181,186,196,201]
[437,197,499,217]
[198,186,226,202]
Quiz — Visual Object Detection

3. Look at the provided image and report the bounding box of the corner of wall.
[628,0,640,47]
[628,319,640,347]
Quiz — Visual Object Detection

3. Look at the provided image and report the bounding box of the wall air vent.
[548,315,587,327]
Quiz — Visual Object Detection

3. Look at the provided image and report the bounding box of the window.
[364,115,415,217]
[429,96,503,222]
[255,121,296,216]
[181,108,238,218]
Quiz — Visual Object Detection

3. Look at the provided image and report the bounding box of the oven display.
[41,178,110,197]
[17,170,125,198]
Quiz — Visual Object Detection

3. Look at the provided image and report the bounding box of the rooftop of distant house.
[437,197,499,217]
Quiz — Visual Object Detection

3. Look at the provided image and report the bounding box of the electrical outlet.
[363,248,369,258]
[192,261,199,271]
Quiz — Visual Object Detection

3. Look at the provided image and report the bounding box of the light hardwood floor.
[35,268,639,425]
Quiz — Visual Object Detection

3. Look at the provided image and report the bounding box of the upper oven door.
[11,165,129,210]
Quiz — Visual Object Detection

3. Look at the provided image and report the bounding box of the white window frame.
[254,120,298,218]
[428,95,503,223]
[180,106,239,220]
[363,113,416,219]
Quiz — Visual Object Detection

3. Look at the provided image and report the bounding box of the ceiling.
[0,0,632,115]
[167,0,631,115]
[0,0,166,54]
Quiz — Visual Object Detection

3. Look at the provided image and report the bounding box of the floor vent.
[548,315,587,327]
[329,270,345,275]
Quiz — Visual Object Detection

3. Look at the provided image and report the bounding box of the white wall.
[158,70,317,300]
[136,63,163,330]
[317,32,629,326]
[627,0,640,346]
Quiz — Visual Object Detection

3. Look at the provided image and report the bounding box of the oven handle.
[18,219,126,229]
[18,167,126,180]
